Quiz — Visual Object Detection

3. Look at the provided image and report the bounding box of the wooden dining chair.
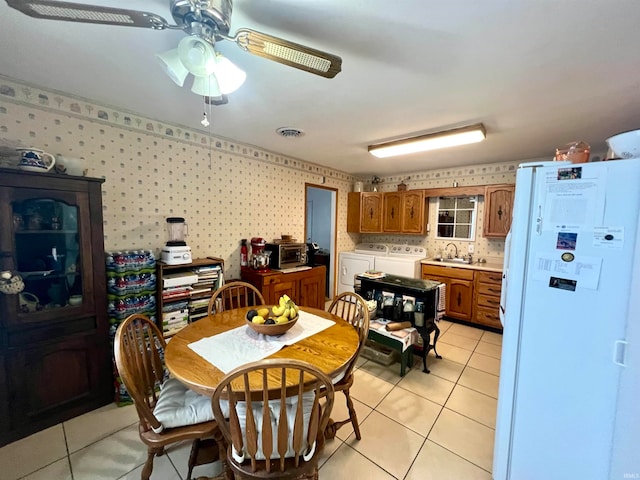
[211,358,335,480]
[207,281,266,316]
[324,291,370,440]
[114,314,226,480]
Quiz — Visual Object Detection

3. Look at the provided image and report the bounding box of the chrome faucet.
[445,243,458,259]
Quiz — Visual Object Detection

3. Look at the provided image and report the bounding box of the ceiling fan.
[5,0,343,96]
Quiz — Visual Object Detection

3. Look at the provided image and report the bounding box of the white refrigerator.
[494,159,640,480]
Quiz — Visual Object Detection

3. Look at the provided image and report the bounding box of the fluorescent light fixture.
[368,123,486,158]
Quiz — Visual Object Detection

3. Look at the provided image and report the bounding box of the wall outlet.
[467,243,475,253]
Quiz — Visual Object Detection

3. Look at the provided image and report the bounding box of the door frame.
[304,183,338,299]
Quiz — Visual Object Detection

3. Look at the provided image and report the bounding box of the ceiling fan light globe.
[178,36,216,77]
[191,74,222,97]
[214,55,246,94]
[155,49,189,86]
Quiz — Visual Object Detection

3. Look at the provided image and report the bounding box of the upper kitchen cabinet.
[0,169,112,446]
[382,192,402,232]
[383,190,426,234]
[483,184,515,237]
[347,192,383,233]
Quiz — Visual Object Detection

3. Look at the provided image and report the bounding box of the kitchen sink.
[431,257,473,265]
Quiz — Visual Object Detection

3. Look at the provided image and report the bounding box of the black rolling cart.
[357,274,443,374]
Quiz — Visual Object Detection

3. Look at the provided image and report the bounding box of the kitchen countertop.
[421,258,503,273]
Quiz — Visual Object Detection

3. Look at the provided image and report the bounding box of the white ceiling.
[1,0,640,177]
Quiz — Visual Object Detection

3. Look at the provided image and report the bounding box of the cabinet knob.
[497,206,503,218]
[391,207,395,219]
[410,206,414,219]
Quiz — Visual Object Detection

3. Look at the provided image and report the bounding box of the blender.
[160,217,192,265]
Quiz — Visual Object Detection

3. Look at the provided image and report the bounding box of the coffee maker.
[250,237,270,271]
[306,242,319,266]
[160,217,192,265]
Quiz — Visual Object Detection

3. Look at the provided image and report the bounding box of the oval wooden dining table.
[164,306,360,396]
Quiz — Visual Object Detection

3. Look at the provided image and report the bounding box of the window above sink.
[436,196,477,241]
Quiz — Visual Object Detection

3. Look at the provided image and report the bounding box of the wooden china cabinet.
[0,169,112,447]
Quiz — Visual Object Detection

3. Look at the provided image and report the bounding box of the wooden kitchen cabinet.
[484,184,515,237]
[421,264,474,321]
[422,263,504,330]
[473,270,504,329]
[448,278,474,320]
[383,192,402,232]
[241,266,326,309]
[347,192,383,233]
[0,169,112,447]
[383,190,426,234]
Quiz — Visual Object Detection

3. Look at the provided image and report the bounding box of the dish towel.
[436,283,446,322]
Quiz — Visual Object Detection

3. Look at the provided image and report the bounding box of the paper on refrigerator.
[532,253,602,290]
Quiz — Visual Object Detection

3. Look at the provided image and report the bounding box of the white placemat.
[187,309,336,373]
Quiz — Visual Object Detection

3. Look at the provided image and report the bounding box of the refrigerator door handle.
[613,340,628,367]
[499,230,512,325]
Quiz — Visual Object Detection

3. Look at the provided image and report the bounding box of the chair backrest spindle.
[208,281,266,316]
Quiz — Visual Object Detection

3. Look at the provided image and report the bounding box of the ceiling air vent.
[276,127,305,138]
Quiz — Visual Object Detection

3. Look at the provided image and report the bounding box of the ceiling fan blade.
[232,28,342,79]
[5,0,170,29]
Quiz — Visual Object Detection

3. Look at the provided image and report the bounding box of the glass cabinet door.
[10,191,90,321]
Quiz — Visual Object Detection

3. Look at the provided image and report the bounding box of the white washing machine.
[337,243,389,294]
[374,244,427,278]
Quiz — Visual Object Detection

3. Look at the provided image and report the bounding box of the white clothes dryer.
[337,243,389,294]
[374,244,427,279]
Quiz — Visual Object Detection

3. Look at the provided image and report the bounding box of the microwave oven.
[265,243,307,269]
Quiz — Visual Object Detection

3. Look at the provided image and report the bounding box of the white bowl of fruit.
[246,295,299,336]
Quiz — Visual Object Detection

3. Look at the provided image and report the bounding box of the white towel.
[436,283,446,322]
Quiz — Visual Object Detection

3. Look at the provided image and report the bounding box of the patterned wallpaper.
[1,75,525,282]
[0,76,360,279]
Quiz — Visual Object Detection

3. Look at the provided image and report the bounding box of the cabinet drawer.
[421,264,474,281]
[477,283,502,296]
[477,293,501,309]
[475,271,503,284]
[475,306,502,328]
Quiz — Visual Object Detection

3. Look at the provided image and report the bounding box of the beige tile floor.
[0,320,501,480]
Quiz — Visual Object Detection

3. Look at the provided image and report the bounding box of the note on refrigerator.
[532,253,602,290]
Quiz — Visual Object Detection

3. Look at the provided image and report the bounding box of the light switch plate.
[468,243,474,253]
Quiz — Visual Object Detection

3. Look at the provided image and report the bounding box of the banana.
[275,315,289,324]
[287,301,298,316]
[283,307,291,319]
[282,294,290,303]
[279,296,287,307]
[272,304,285,316]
